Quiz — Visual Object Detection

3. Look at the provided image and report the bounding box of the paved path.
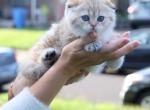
[58,74,125,103]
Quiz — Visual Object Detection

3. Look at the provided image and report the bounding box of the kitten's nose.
[90,24,96,29]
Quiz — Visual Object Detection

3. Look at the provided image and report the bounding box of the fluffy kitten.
[30,0,124,74]
[9,0,124,98]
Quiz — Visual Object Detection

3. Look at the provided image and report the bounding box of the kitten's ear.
[65,0,79,8]
[67,3,79,8]
[105,0,116,10]
[67,4,75,8]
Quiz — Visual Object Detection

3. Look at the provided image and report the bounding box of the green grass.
[0,93,149,110]
[0,93,7,106]
[0,29,46,49]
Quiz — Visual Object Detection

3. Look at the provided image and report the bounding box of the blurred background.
[0,0,65,28]
[0,0,149,29]
[0,0,150,110]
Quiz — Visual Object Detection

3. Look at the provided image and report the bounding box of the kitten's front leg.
[106,56,125,71]
[84,42,103,52]
[39,47,59,66]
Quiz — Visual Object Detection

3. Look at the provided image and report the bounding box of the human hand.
[56,32,140,78]
[28,32,139,105]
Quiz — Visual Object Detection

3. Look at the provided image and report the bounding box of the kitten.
[9,0,124,99]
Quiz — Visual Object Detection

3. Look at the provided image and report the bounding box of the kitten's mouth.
[90,28,97,33]
[89,30,97,35]
[92,27,96,31]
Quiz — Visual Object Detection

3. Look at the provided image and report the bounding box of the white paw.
[107,56,125,70]
[84,42,103,52]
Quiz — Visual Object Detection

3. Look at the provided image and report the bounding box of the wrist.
[30,60,76,105]
[54,58,77,79]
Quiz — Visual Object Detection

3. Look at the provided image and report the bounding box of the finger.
[79,33,130,57]
[101,37,130,53]
[63,33,97,51]
[76,33,97,48]
[78,32,131,58]
[100,32,130,53]
[112,31,130,40]
[109,41,140,60]
[122,31,130,38]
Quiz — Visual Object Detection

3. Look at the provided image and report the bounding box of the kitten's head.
[64,0,116,37]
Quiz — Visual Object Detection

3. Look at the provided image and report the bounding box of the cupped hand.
[57,32,140,78]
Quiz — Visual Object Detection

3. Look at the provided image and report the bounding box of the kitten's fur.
[9,0,124,98]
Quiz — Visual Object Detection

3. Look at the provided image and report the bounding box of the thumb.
[77,32,97,48]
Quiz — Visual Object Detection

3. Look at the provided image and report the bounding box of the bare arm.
[30,32,140,105]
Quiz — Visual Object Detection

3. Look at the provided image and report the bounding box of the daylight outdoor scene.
[0,0,150,110]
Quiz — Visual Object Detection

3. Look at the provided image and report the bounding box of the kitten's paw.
[40,48,57,65]
[84,42,102,52]
[106,56,125,71]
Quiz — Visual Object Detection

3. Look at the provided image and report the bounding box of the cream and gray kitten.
[10,0,124,97]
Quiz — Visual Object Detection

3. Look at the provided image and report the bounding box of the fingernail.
[127,31,131,35]
[124,31,130,38]
[134,41,141,47]
[123,38,129,44]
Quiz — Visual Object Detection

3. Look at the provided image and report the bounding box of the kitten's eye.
[81,15,90,21]
[97,16,105,22]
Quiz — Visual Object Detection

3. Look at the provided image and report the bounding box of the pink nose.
[91,24,96,27]
[91,24,96,30]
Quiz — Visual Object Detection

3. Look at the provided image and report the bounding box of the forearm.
[30,60,75,105]
[3,61,73,110]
